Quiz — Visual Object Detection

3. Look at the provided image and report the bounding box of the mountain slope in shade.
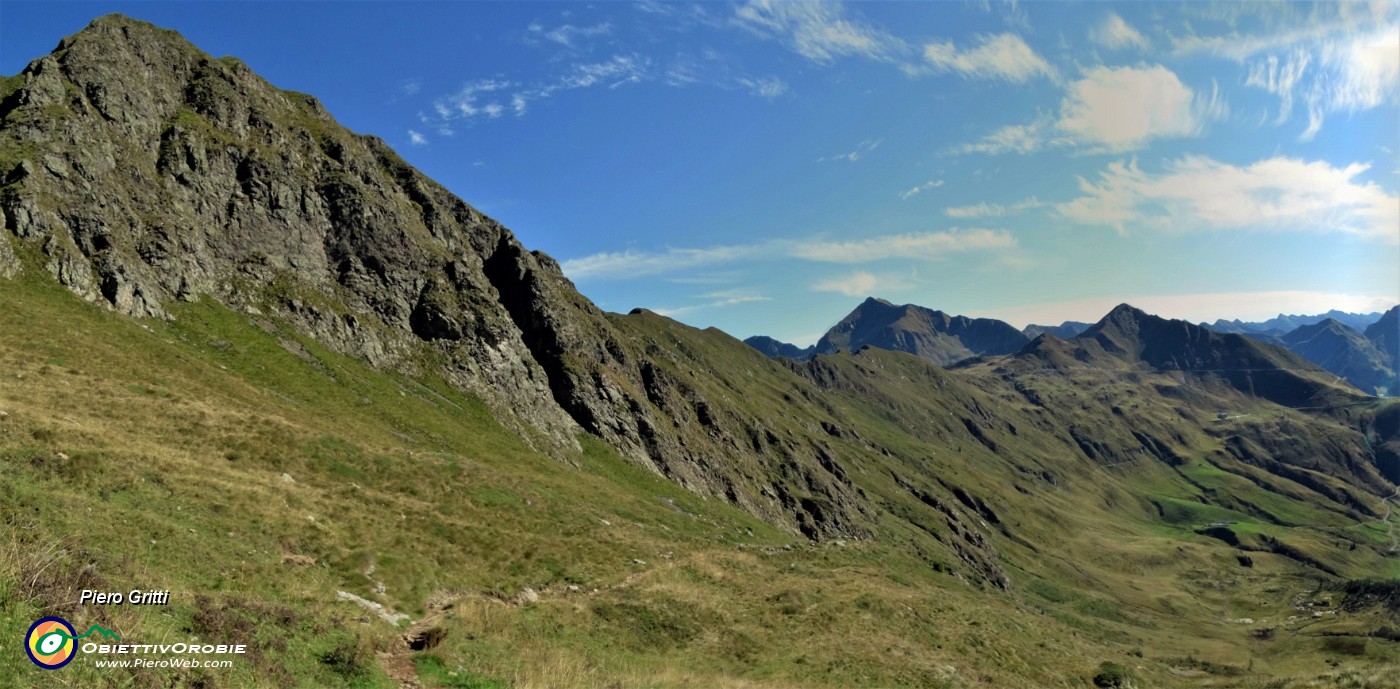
[814,297,1029,366]
[1281,318,1394,394]
[742,335,813,359]
[1022,321,1090,339]
[1365,305,1400,379]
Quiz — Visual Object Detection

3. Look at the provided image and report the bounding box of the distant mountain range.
[1022,321,1090,339]
[747,301,1400,396]
[1202,309,1385,336]
[741,335,813,359]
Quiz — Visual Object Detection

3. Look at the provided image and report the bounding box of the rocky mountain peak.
[1101,302,1148,324]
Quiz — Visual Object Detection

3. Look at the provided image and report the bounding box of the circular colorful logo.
[26,616,77,670]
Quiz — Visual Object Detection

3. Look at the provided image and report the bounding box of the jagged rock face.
[0,16,580,451]
[0,15,870,539]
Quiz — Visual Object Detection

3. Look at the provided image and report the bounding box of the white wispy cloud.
[1301,28,1399,139]
[956,116,1054,155]
[653,289,772,317]
[401,79,423,96]
[561,244,753,280]
[733,0,904,62]
[436,79,514,120]
[959,65,1227,155]
[565,55,646,88]
[737,76,788,98]
[1170,5,1392,61]
[633,0,724,29]
[921,33,1056,82]
[663,50,787,97]
[1318,27,1400,111]
[1090,13,1148,51]
[434,57,649,122]
[813,271,885,297]
[819,138,882,163]
[664,59,702,86]
[408,130,427,146]
[563,228,1017,281]
[944,197,1043,218]
[898,180,944,200]
[429,46,785,126]
[528,21,614,47]
[1240,29,1400,140]
[1057,155,1400,242]
[792,229,1016,263]
[976,0,1031,32]
[1174,4,1398,139]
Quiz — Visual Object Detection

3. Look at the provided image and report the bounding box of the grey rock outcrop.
[0,230,18,278]
[1,15,578,450]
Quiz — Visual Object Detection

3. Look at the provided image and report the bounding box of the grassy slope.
[1,270,1397,689]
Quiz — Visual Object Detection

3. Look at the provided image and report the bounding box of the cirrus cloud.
[792,229,1016,263]
[561,245,752,280]
[944,197,1044,218]
[922,33,1056,82]
[1090,13,1148,51]
[812,271,909,297]
[898,179,945,200]
[561,229,1017,281]
[733,0,904,62]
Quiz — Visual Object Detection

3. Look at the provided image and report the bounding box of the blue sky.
[4,1,1397,344]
